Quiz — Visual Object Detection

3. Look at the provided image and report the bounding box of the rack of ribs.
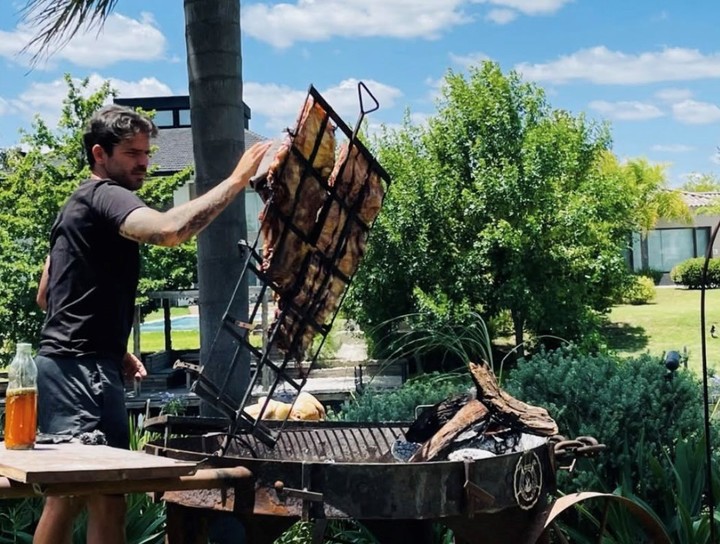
[258,95,336,293]
[253,88,387,362]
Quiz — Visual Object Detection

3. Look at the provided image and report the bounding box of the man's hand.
[230,140,273,187]
[122,351,147,381]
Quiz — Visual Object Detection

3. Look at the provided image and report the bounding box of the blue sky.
[1,0,719,187]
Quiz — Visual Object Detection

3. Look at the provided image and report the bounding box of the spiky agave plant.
[373,311,494,376]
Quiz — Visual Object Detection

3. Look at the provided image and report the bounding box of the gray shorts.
[36,355,129,449]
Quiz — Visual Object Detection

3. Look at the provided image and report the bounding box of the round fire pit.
[147,419,557,544]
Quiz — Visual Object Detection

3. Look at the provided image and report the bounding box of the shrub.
[504,347,705,502]
[636,266,664,285]
[619,275,656,305]
[336,371,471,422]
[671,257,720,288]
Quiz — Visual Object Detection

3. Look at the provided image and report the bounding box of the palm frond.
[20,0,119,64]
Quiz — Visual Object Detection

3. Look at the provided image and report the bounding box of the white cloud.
[485,9,517,24]
[408,111,432,126]
[421,76,446,103]
[244,79,403,135]
[516,46,720,85]
[243,83,309,136]
[243,0,573,47]
[472,0,573,15]
[243,0,471,48]
[588,100,664,121]
[0,12,167,69]
[651,144,694,153]
[0,97,12,116]
[475,0,572,25]
[10,74,172,127]
[110,76,173,99]
[672,99,720,125]
[450,51,492,69]
[375,111,432,136]
[655,88,693,103]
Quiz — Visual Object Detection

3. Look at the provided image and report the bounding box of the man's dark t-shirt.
[39,179,146,363]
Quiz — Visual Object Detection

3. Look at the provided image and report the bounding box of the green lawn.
[136,330,200,353]
[605,286,720,374]
[131,307,199,353]
[131,307,263,353]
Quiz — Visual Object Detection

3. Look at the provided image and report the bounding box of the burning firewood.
[408,399,490,462]
[404,361,558,462]
[404,393,473,444]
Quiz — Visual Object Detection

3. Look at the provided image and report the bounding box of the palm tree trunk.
[184,0,248,415]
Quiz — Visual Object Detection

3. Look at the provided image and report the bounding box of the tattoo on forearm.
[119,226,144,243]
[168,187,235,243]
[122,183,237,246]
[175,205,217,239]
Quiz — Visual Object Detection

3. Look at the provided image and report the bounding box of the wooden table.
[0,442,257,543]
[0,442,252,498]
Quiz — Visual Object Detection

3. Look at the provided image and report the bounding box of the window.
[642,227,710,272]
[153,110,174,127]
[178,109,191,126]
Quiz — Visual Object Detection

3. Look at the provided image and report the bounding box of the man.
[34,104,270,544]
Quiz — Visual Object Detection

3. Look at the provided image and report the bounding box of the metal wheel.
[537,492,671,544]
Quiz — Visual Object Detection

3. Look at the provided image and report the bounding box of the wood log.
[469,361,558,437]
[409,400,490,462]
[407,361,558,462]
[404,393,473,444]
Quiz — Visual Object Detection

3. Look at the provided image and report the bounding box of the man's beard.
[112,169,146,190]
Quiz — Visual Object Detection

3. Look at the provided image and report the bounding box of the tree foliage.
[681,172,720,193]
[348,61,672,354]
[599,154,691,230]
[0,75,196,363]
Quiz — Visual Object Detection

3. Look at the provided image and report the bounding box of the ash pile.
[391,361,558,463]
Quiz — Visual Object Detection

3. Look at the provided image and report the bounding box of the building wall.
[654,214,720,258]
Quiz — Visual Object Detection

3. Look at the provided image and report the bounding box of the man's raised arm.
[119,140,271,247]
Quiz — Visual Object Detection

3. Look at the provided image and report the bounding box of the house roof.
[678,191,720,208]
[150,127,267,175]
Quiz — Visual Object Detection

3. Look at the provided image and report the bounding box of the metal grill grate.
[192,83,391,452]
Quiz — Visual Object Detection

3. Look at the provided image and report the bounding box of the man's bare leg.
[86,494,126,544]
[34,496,84,544]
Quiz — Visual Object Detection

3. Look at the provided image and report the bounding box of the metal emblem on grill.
[513,451,543,510]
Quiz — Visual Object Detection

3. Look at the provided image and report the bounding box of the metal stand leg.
[361,519,435,544]
[165,503,209,544]
[312,519,329,544]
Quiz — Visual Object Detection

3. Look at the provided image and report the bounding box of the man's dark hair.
[83,105,158,168]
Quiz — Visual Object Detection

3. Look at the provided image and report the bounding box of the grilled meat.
[256,96,386,361]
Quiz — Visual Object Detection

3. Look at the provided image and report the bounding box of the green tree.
[619,157,690,231]
[681,172,720,193]
[0,75,195,364]
[679,173,720,216]
[598,154,691,272]
[348,61,660,356]
[0,75,105,359]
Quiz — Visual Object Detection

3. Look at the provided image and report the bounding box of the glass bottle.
[4,343,38,449]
